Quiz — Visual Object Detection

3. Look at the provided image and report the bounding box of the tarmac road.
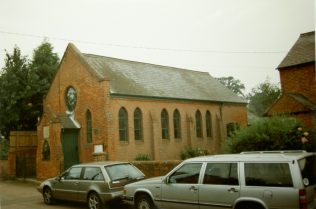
[0,180,132,209]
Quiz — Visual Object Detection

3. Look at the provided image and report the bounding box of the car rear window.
[203,163,238,185]
[83,167,104,181]
[299,155,316,186]
[105,163,144,181]
[245,163,293,187]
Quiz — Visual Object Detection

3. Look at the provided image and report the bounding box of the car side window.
[64,167,82,180]
[169,163,202,184]
[83,167,104,181]
[245,163,293,187]
[203,163,239,185]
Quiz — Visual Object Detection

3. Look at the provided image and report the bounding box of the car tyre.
[135,194,156,209]
[43,187,55,205]
[87,192,103,209]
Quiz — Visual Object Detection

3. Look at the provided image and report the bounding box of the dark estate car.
[37,161,145,209]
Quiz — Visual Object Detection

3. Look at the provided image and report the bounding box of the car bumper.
[99,191,125,203]
[122,195,134,205]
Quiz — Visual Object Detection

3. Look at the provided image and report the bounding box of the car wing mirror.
[163,177,169,184]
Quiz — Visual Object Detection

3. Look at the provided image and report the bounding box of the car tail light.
[299,189,308,209]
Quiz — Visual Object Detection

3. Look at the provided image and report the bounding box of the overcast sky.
[0,0,314,92]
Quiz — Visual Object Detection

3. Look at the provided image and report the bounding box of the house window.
[173,109,181,139]
[206,111,212,137]
[161,109,169,139]
[196,110,203,138]
[42,140,50,160]
[119,107,128,141]
[86,110,92,143]
[134,108,143,140]
[227,122,240,138]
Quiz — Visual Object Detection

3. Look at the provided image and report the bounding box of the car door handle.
[74,181,79,185]
[189,186,198,192]
[228,188,238,193]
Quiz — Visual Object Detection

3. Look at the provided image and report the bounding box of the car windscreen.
[105,163,144,181]
[299,155,316,186]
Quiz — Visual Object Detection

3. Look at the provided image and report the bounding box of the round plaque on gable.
[65,86,77,112]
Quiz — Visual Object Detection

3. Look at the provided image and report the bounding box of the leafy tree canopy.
[0,40,59,138]
[247,79,280,116]
[216,76,245,97]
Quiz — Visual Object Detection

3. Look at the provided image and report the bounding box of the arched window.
[42,140,50,160]
[196,110,203,138]
[173,109,181,138]
[86,110,92,143]
[161,109,169,139]
[206,111,212,137]
[134,108,143,140]
[119,107,128,141]
[227,122,240,138]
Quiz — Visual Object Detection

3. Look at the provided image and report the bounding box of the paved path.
[0,180,131,209]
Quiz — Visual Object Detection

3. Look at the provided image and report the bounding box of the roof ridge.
[82,53,210,75]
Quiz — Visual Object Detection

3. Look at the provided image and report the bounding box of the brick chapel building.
[36,43,247,179]
[266,31,315,128]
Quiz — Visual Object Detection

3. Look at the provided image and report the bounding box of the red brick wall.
[36,44,248,179]
[268,63,316,130]
[0,160,8,179]
[107,99,247,161]
[132,160,181,177]
[279,63,316,102]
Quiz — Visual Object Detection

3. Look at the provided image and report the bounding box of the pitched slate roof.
[286,93,316,111]
[68,44,246,104]
[278,31,315,68]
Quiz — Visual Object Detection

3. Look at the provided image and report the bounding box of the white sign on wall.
[43,126,49,139]
[94,144,104,153]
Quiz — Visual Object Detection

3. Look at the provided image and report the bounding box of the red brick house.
[266,31,315,128]
[36,43,247,179]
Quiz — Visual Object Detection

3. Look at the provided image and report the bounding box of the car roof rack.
[240,150,307,154]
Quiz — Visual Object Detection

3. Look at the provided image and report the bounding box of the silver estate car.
[38,161,145,209]
[124,151,316,209]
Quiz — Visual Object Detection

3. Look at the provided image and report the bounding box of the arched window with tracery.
[134,108,143,140]
[42,140,50,160]
[86,110,92,143]
[173,109,181,139]
[196,110,203,138]
[119,107,128,141]
[161,109,169,139]
[206,111,212,137]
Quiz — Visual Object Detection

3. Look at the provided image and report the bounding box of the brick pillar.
[93,152,108,161]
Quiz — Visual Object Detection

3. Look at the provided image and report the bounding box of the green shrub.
[222,116,315,153]
[180,147,209,160]
[135,153,150,161]
[0,137,9,160]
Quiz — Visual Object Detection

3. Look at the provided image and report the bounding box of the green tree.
[247,79,280,116]
[216,76,245,97]
[222,116,315,153]
[0,46,31,137]
[0,137,9,160]
[0,41,59,138]
[28,40,59,118]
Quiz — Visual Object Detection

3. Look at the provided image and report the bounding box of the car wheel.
[87,192,103,209]
[135,194,155,209]
[43,187,55,205]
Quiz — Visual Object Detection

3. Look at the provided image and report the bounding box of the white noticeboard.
[94,144,104,153]
[43,126,49,139]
